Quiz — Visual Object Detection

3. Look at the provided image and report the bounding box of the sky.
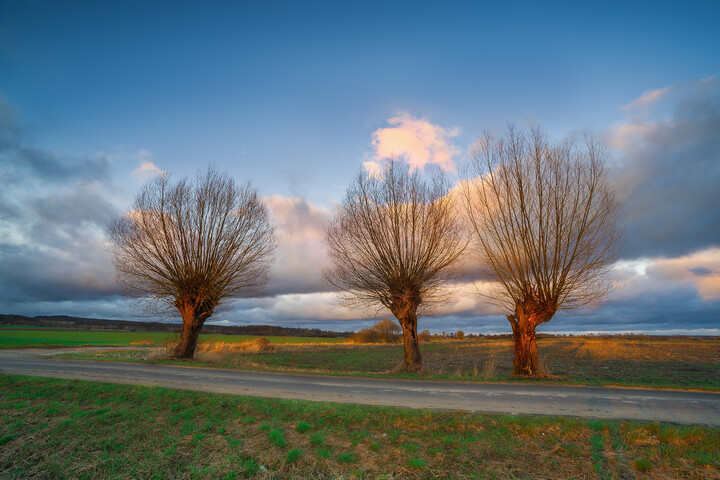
[0,0,718,334]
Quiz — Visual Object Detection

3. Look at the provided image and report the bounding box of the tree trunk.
[507,299,553,376]
[173,299,213,359]
[508,316,539,375]
[390,294,422,372]
[398,314,422,372]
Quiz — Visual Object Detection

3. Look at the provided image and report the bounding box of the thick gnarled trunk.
[173,299,214,359]
[391,293,422,372]
[398,314,422,372]
[509,317,539,375]
[507,298,554,376]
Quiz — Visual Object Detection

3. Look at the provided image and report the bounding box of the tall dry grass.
[156,337,275,362]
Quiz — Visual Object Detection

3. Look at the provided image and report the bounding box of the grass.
[0,325,346,348]
[1,374,718,479]
[58,336,720,391]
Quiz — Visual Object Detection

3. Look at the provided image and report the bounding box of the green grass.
[1,374,718,479]
[0,325,346,348]
[296,420,311,433]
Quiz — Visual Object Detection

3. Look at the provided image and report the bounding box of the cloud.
[0,97,121,309]
[263,195,331,296]
[609,77,720,259]
[645,248,720,301]
[362,160,383,178]
[130,151,164,183]
[0,184,121,304]
[370,112,459,173]
[0,99,110,185]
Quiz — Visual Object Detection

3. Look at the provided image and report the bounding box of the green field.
[0,326,347,348]
[1,374,718,479]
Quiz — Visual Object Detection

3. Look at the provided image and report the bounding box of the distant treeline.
[0,314,351,338]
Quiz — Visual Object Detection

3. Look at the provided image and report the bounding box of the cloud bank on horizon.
[0,78,718,334]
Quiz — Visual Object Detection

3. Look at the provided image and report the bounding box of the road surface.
[1,349,718,426]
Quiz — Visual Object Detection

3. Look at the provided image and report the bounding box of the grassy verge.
[0,326,346,349]
[1,374,718,479]
[58,337,720,391]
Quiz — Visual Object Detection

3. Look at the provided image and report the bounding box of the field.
[0,326,346,348]
[58,336,720,391]
[1,374,718,479]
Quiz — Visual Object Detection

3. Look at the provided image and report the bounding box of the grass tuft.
[268,428,287,448]
[296,420,311,433]
[337,452,358,463]
[286,448,303,462]
[634,458,653,472]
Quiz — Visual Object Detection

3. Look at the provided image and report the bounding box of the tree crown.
[108,167,277,314]
[324,162,466,315]
[461,125,621,319]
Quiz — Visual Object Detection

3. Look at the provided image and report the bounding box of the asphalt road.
[1,349,718,426]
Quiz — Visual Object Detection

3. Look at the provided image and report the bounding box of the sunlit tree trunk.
[173,299,214,359]
[507,299,553,376]
[391,294,422,372]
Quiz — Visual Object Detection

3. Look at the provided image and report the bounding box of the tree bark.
[507,299,553,376]
[398,313,422,372]
[508,315,539,375]
[173,299,213,359]
[391,293,422,372]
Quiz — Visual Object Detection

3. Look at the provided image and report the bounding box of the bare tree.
[461,125,621,375]
[108,167,277,359]
[324,162,466,372]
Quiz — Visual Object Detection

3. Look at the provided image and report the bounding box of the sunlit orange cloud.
[367,112,459,173]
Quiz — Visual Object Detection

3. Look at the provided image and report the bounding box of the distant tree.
[461,125,621,375]
[324,162,466,372]
[108,167,277,359]
[456,330,465,340]
[350,318,402,344]
[419,329,431,343]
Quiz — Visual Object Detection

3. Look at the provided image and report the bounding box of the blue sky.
[1,1,718,334]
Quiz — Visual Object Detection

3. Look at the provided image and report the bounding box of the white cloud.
[621,85,670,113]
[130,150,164,183]
[362,160,383,178]
[263,195,331,295]
[370,112,459,173]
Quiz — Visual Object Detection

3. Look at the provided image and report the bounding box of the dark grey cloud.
[0,189,121,303]
[18,146,111,183]
[0,97,121,309]
[690,266,714,277]
[0,99,110,184]
[612,77,720,259]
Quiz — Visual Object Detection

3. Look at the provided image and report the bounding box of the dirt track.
[1,348,718,426]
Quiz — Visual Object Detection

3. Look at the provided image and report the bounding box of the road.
[1,349,718,426]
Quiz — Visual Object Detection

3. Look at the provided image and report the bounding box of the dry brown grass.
[158,337,275,361]
[555,337,720,362]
